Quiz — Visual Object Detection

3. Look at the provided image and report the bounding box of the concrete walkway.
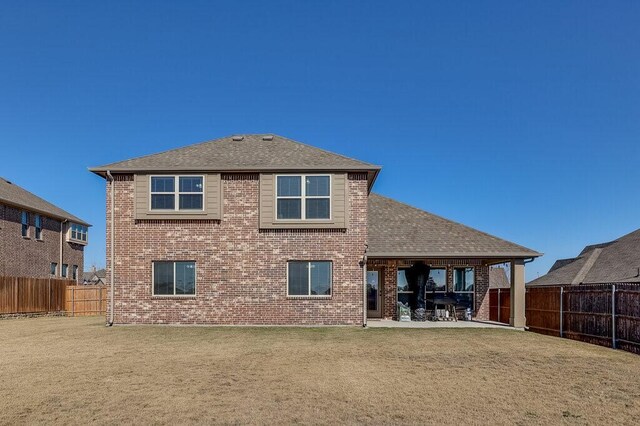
[366,319,515,329]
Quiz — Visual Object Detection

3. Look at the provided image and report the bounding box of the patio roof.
[367,193,541,259]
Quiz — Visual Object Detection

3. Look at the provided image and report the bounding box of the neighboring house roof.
[89,134,381,187]
[528,228,640,285]
[0,177,89,226]
[83,269,107,284]
[367,193,541,258]
[489,267,511,289]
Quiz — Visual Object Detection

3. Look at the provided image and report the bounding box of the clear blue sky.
[1,1,638,281]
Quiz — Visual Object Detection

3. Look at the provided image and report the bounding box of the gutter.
[106,171,115,327]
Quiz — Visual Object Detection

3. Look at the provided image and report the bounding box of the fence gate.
[66,285,107,317]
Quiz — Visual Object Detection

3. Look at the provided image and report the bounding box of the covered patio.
[365,194,541,328]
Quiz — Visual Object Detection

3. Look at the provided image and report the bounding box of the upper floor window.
[21,211,29,237]
[276,175,330,220]
[69,223,88,243]
[35,214,42,240]
[150,176,203,211]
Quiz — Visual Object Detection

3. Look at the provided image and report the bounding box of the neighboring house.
[528,228,640,286]
[83,268,107,285]
[489,267,510,289]
[90,134,540,326]
[0,177,89,280]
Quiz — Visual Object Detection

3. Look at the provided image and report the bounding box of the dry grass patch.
[0,317,639,425]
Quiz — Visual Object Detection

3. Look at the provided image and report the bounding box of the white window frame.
[275,174,332,221]
[61,264,68,278]
[286,260,333,297]
[34,214,42,240]
[50,262,58,276]
[151,261,197,297]
[68,223,88,244]
[149,175,205,212]
[21,211,29,238]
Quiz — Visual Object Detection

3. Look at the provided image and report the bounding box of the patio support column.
[510,259,526,329]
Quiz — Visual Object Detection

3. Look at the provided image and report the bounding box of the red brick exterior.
[106,173,368,325]
[0,203,84,280]
[368,258,491,321]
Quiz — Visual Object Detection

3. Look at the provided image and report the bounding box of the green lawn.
[0,317,638,425]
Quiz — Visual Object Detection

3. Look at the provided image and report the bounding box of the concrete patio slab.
[366,319,516,329]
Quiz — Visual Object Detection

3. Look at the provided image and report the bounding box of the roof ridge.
[371,193,541,255]
[269,133,380,168]
[88,134,237,171]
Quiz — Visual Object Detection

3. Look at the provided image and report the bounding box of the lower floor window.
[153,261,196,295]
[288,261,332,296]
[72,265,78,280]
[453,267,475,310]
[62,264,68,278]
[50,262,57,276]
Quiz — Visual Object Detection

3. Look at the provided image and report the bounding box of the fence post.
[71,286,75,317]
[559,286,564,338]
[99,287,103,316]
[48,278,51,312]
[497,288,501,323]
[612,284,616,350]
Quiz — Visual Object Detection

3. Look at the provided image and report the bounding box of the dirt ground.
[1,317,638,425]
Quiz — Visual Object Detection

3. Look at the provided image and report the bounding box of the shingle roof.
[367,193,540,258]
[90,134,380,176]
[528,228,640,285]
[0,177,89,226]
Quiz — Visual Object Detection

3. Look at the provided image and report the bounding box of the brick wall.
[0,203,84,279]
[106,173,368,325]
[368,258,491,321]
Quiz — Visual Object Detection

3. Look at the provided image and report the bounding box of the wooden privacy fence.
[526,283,640,355]
[66,285,108,317]
[0,276,68,314]
[488,288,511,324]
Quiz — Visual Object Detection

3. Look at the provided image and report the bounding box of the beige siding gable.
[259,173,348,229]
[134,174,221,220]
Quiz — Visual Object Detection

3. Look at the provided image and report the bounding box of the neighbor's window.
[69,224,88,243]
[288,261,332,296]
[150,176,203,211]
[21,211,29,237]
[153,261,196,296]
[35,214,42,239]
[50,262,57,276]
[61,264,68,278]
[454,267,475,311]
[276,175,330,220]
[72,265,78,281]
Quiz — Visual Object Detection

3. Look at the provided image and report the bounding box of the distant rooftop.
[0,177,89,226]
[528,228,640,285]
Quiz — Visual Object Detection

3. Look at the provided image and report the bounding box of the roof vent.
[232,135,244,141]
[262,135,274,141]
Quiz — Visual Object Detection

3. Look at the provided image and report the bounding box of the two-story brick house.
[90,135,539,327]
[0,177,89,280]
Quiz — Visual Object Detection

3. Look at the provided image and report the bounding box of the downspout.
[60,219,68,277]
[106,171,115,326]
